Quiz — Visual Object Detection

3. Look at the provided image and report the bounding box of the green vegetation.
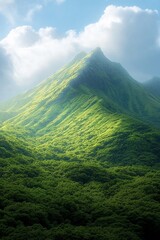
[143,77,160,99]
[0,48,160,239]
[1,157,160,240]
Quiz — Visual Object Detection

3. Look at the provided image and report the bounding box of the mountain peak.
[87,47,106,60]
[68,48,105,68]
[91,47,103,55]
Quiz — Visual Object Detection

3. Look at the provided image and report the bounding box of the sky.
[0,0,160,100]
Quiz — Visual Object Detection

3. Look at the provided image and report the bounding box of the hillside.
[0,48,160,240]
[143,77,160,99]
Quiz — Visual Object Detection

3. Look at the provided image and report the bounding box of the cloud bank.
[0,5,160,100]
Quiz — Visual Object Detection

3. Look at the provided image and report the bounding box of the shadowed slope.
[143,77,160,99]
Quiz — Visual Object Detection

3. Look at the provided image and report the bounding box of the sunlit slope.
[35,103,160,166]
[0,130,34,159]
[2,89,160,166]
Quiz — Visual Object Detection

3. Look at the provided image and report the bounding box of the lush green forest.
[0,48,160,239]
[1,156,160,240]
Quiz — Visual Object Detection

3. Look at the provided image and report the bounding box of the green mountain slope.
[0,127,36,160]
[0,111,16,123]
[1,48,160,164]
[1,48,160,240]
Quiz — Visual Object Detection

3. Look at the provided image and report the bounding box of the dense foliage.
[1,156,160,240]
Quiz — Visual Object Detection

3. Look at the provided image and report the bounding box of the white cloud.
[0,0,15,24]
[25,4,43,22]
[0,0,65,25]
[1,25,76,89]
[0,46,16,100]
[0,5,160,100]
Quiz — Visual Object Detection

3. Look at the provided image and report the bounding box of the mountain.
[1,48,160,163]
[1,48,160,240]
[2,48,160,128]
[143,77,160,98]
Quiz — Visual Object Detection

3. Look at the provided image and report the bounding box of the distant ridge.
[143,77,160,98]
